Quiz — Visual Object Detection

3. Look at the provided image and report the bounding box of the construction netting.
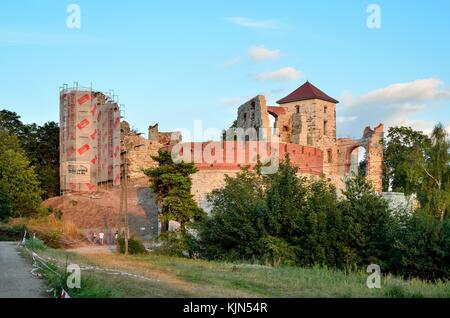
[60,89,121,192]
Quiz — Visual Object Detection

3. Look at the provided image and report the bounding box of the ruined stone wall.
[148,123,182,145]
[169,141,323,175]
[123,135,162,179]
[191,170,239,211]
[191,168,323,212]
[169,140,324,210]
[364,124,384,192]
[236,96,271,141]
[121,122,163,179]
[336,124,384,192]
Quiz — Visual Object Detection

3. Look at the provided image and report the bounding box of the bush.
[117,236,147,255]
[0,181,13,221]
[0,224,24,241]
[154,230,200,258]
[198,158,450,280]
[260,236,297,266]
[334,175,394,270]
[199,168,268,260]
[25,237,47,251]
[390,211,450,281]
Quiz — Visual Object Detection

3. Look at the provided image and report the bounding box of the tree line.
[147,123,449,281]
[0,109,60,220]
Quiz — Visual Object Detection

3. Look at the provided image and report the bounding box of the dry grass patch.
[10,215,85,248]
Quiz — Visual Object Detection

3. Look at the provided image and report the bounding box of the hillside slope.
[44,178,159,239]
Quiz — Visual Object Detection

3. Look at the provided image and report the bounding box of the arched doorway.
[347,145,367,177]
[268,112,277,137]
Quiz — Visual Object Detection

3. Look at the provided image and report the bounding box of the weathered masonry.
[231,81,384,192]
[173,81,384,205]
[59,81,384,209]
[59,84,121,192]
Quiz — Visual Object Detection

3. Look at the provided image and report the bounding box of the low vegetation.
[196,162,450,281]
[0,224,24,241]
[117,235,147,255]
[146,124,449,282]
[9,215,84,248]
[23,243,450,298]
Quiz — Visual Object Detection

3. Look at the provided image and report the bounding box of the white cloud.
[225,17,279,29]
[223,46,282,68]
[343,78,450,108]
[337,78,450,138]
[219,96,251,106]
[337,116,358,123]
[254,67,302,82]
[223,56,242,68]
[248,46,282,61]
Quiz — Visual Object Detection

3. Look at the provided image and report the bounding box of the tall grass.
[10,215,85,248]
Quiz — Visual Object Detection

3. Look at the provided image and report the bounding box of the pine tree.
[144,150,205,233]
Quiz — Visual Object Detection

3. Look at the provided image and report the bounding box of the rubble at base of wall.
[382,192,419,212]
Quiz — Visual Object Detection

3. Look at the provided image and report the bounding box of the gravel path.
[0,242,46,298]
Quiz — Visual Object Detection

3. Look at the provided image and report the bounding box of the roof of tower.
[276,81,339,104]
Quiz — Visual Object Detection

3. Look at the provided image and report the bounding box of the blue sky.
[0,0,449,139]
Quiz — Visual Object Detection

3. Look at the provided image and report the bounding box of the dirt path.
[66,245,116,255]
[68,246,200,294]
[0,242,46,298]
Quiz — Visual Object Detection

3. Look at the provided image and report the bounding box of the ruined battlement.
[167,141,324,176]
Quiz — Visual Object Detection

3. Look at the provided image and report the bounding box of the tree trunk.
[161,220,169,233]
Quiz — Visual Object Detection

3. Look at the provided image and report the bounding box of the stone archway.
[337,124,384,192]
[346,145,367,176]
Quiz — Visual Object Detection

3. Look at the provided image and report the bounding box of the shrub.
[198,158,450,281]
[9,215,84,248]
[0,181,13,221]
[390,211,450,281]
[260,236,297,266]
[199,168,268,260]
[154,230,200,258]
[25,237,47,251]
[117,236,147,255]
[335,175,394,270]
[0,224,24,241]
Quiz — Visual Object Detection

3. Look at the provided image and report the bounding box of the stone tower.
[276,81,339,176]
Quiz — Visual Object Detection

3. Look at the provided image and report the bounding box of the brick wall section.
[168,141,323,176]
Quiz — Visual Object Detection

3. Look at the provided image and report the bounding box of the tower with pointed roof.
[276,81,339,176]
[232,80,383,192]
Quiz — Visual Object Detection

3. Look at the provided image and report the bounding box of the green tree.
[199,167,268,260]
[390,211,450,280]
[383,126,430,193]
[31,122,60,198]
[293,178,339,267]
[0,110,25,136]
[0,180,12,221]
[144,150,205,233]
[338,175,393,270]
[0,131,43,217]
[264,158,306,239]
[1,109,60,199]
[413,123,450,220]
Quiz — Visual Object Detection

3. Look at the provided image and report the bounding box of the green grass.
[132,254,450,298]
[26,247,450,298]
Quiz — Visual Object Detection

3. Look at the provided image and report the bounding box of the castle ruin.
[60,81,384,210]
